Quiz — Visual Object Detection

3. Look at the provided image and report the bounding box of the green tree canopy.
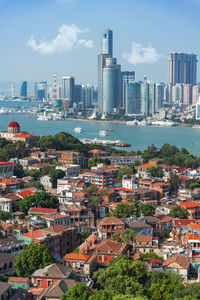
[0,210,12,221]
[117,167,134,180]
[88,156,110,168]
[190,182,200,190]
[60,282,92,300]
[14,244,53,277]
[169,205,188,219]
[111,202,155,219]
[168,171,179,192]
[147,166,164,178]
[27,169,40,181]
[13,164,25,178]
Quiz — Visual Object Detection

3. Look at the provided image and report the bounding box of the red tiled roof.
[64,253,90,260]
[14,133,38,138]
[136,235,152,243]
[174,219,196,227]
[29,208,57,214]
[188,223,200,230]
[8,277,29,284]
[186,233,200,240]
[94,240,126,254]
[17,190,34,198]
[163,255,190,269]
[0,162,14,166]
[98,216,124,225]
[179,202,200,209]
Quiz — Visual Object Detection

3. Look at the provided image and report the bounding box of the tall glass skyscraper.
[20,81,27,99]
[125,82,141,115]
[121,71,135,109]
[103,58,121,114]
[102,28,113,56]
[35,81,47,101]
[62,76,75,102]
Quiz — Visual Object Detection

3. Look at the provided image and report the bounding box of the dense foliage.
[147,166,164,178]
[142,143,200,169]
[0,210,12,221]
[117,166,136,180]
[14,244,53,277]
[88,156,111,168]
[169,205,188,219]
[0,139,29,161]
[110,201,155,218]
[190,182,200,190]
[15,191,59,213]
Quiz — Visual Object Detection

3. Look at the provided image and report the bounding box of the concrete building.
[125,82,141,115]
[62,76,75,103]
[56,165,80,178]
[121,71,135,109]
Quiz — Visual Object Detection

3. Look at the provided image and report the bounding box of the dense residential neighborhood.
[2,123,200,299]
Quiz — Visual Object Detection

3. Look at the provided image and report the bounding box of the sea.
[0,101,200,156]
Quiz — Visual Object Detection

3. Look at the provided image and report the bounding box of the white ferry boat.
[74,127,82,133]
[99,130,107,137]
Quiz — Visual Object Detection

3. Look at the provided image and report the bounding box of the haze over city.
[1,0,200,86]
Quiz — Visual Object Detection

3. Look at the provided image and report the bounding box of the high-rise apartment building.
[103,58,121,114]
[125,82,141,115]
[121,71,135,109]
[168,52,197,86]
[20,81,27,99]
[62,76,75,102]
[35,81,47,101]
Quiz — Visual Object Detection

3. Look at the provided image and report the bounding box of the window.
[48,280,52,287]
[99,256,102,261]
[37,280,42,287]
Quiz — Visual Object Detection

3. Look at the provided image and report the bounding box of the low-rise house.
[0,178,21,192]
[29,208,57,216]
[56,165,80,178]
[122,175,138,190]
[41,213,70,227]
[28,163,56,172]
[97,216,125,240]
[31,263,73,289]
[134,235,156,253]
[40,175,53,188]
[124,217,153,235]
[0,222,13,238]
[8,277,29,290]
[136,162,157,178]
[37,279,76,300]
[162,255,190,280]
[178,202,200,219]
[108,155,142,166]
[57,151,88,169]
[0,253,16,276]
[0,238,25,256]
[64,253,97,275]
[19,157,38,171]
[0,282,11,300]
[186,232,200,259]
[0,162,14,178]
[0,197,12,212]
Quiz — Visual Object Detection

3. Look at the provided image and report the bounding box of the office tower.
[168,52,197,85]
[192,85,200,104]
[62,76,75,102]
[74,84,82,103]
[35,81,47,101]
[164,85,169,102]
[102,28,113,56]
[53,73,58,100]
[172,84,184,104]
[121,71,135,109]
[82,84,94,108]
[20,81,27,99]
[103,58,121,114]
[125,82,141,115]
[155,83,164,112]
[98,53,111,113]
[98,28,113,114]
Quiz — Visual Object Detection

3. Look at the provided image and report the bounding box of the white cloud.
[27,24,93,55]
[123,42,161,65]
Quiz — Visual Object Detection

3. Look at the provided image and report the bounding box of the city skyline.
[0,0,200,86]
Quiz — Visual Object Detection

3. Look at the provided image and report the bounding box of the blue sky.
[0,0,199,88]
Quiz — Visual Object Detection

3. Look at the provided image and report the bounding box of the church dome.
[8,121,20,133]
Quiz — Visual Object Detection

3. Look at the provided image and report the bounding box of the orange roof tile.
[138,163,155,169]
[64,253,90,260]
[179,202,200,209]
[186,233,200,240]
[188,223,200,230]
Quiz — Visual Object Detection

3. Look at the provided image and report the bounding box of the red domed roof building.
[0,122,39,146]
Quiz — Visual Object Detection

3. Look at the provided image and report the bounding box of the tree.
[168,171,179,193]
[140,252,162,263]
[111,203,138,218]
[120,228,137,244]
[189,182,200,190]
[142,144,158,162]
[14,244,53,277]
[88,156,110,168]
[0,210,12,221]
[117,167,133,180]
[93,256,148,297]
[50,169,65,188]
[60,283,92,300]
[147,166,164,178]
[13,164,25,178]
[138,203,155,217]
[170,205,188,219]
[173,282,200,300]
[27,169,40,181]
[17,192,59,213]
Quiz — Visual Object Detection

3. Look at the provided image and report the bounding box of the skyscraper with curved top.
[20,81,27,99]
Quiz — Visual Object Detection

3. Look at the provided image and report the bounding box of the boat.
[74,127,82,133]
[107,129,114,132]
[116,142,131,147]
[126,120,138,126]
[99,130,107,137]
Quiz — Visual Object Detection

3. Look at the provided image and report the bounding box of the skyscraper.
[125,82,141,115]
[103,58,121,114]
[168,52,197,86]
[35,81,47,101]
[98,29,113,113]
[20,81,27,99]
[62,76,75,102]
[102,28,113,56]
[121,71,135,109]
